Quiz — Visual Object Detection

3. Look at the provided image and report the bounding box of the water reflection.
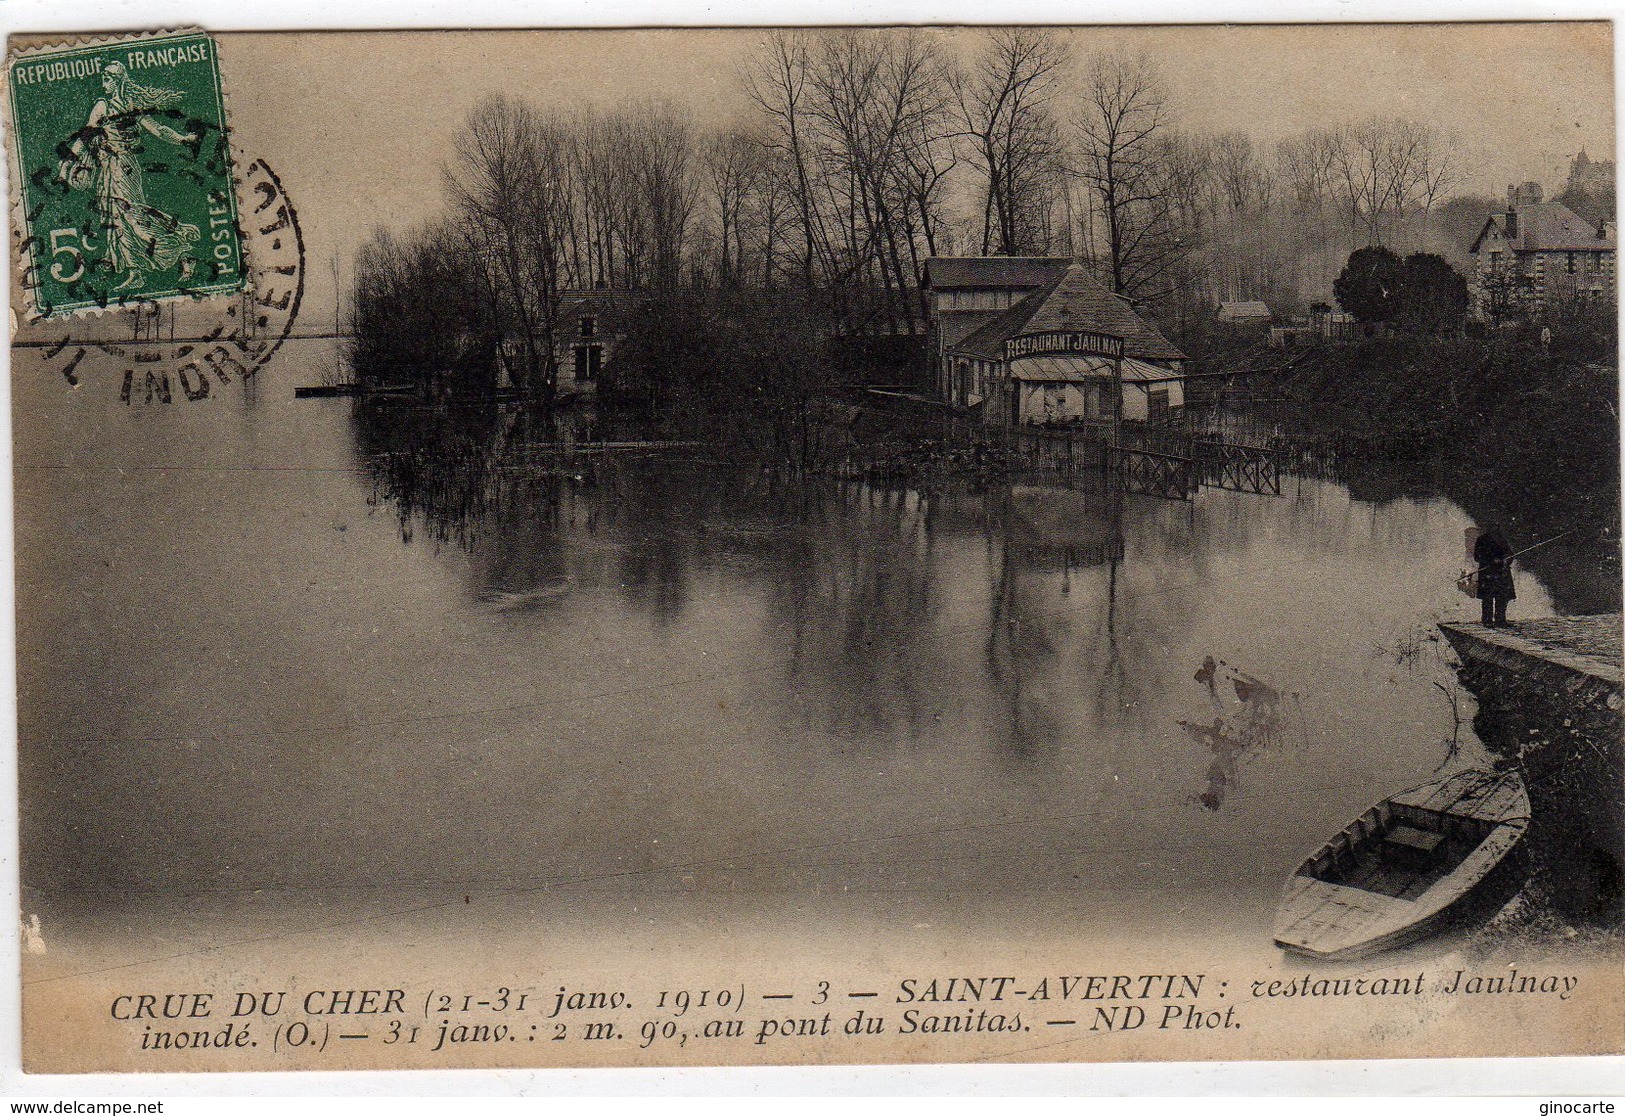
[351,403,1192,764]
[25,342,1618,970]
[1179,658,1302,810]
[350,400,1451,798]
[353,401,703,622]
[347,394,1608,915]
[1213,409,1619,616]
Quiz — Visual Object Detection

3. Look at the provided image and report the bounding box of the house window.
[574,345,602,382]
[1148,388,1171,424]
[1090,382,1109,418]
[580,315,597,338]
[1567,253,1577,274]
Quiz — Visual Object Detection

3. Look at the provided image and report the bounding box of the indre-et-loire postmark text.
[8,31,243,316]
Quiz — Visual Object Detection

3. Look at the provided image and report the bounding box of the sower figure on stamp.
[1473,526,1516,627]
[58,61,201,292]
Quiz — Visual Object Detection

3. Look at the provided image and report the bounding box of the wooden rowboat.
[1273,770,1530,961]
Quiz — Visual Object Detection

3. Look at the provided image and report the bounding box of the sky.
[208,24,1614,323]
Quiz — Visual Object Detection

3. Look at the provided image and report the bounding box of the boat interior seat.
[1381,822,1445,871]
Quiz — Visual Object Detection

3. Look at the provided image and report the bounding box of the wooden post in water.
[1110,351,1125,489]
[1111,352,1124,449]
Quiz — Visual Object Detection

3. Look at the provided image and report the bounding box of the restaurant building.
[935,260,1188,428]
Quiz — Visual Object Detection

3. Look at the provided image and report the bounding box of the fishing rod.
[1454,527,1583,592]
[1501,526,1583,562]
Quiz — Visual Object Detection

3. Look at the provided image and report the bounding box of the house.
[1469,182,1617,316]
[922,256,1073,402]
[1217,300,1272,324]
[552,290,648,399]
[938,261,1187,428]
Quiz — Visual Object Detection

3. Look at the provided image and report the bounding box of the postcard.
[8,23,1621,1074]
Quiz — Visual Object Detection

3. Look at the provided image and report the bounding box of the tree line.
[352,28,1482,400]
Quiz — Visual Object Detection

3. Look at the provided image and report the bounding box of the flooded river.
[16,340,1611,982]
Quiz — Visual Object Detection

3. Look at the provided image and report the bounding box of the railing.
[1106,445,1197,500]
[840,392,1293,501]
[1112,424,1280,497]
[1192,440,1282,496]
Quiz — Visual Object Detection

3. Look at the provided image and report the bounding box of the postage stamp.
[6,30,243,317]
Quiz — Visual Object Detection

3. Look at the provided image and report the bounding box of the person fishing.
[1472,526,1516,627]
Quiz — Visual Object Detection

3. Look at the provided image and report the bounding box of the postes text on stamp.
[8,31,243,317]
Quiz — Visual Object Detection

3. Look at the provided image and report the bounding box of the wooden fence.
[1191,440,1282,496]
[845,391,1284,498]
[1105,445,1198,500]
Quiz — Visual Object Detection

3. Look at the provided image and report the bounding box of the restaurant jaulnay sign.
[1004,330,1125,361]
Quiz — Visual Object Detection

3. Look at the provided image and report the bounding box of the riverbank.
[1439,616,1621,713]
[1252,334,1621,614]
[1273,334,1617,513]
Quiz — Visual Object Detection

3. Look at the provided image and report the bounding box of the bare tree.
[1074,49,1187,297]
[1323,122,1372,243]
[953,28,1070,256]
[572,112,629,288]
[731,30,958,326]
[629,102,698,290]
[897,68,958,264]
[1275,130,1339,214]
[1155,130,1217,236]
[1211,132,1270,214]
[1405,123,1461,243]
[753,148,799,286]
[744,32,829,288]
[1312,117,1462,248]
[805,31,903,298]
[701,127,768,287]
[446,94,573,404]
[808,30,954,327]
[352,221,498,393]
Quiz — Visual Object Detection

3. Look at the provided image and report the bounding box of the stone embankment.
[1439,615,1622,721]
[1439,614,1622,927]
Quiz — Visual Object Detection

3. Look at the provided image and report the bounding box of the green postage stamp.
[7,30,243,316]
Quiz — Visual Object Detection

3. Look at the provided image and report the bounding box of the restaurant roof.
[947,263,1186,363]
[1009,354,1182,382]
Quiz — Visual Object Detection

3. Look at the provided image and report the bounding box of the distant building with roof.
[1217,300,1272,324]
[1568,149,1615,196]
[1469,182,1616,317]
[928,258,1187,428]
[552,289,649,399]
